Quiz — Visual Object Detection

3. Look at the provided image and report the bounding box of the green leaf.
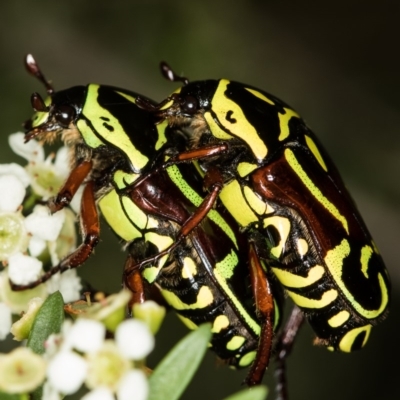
[222,386,268,400]
[27,291,64,355]
[0,392,27,400]
[149,323,212,400]
[26,291,64,400]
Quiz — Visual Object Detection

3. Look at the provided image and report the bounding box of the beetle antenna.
[160,61,189,86]
[24,54,54,94]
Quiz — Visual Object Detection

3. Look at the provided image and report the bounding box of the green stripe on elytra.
[284,148,349,234]
[166,164,238,248]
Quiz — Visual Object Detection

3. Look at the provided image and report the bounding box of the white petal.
[70,185,84,214]
[0,302,12,340]
[67,319,105,353]
[47,351,87,395]
[117,370,149,400]
[47,269,82,303]
[28,236,47,257]
[82,387,114,400]
[0,163,31,187]
[0,175,26,212]
[42,382,62,400]
[9,132,44,162]
[25,206,65,241]
[8,252,43,285]
[54,147,70,178]
[115,320,154,360]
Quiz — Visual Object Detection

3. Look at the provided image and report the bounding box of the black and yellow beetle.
[15,55,289,392]
[141,63,391,357]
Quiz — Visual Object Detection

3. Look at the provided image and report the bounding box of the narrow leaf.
[27,291,64,354]
[223,386,268,400]
[149,324,212,400]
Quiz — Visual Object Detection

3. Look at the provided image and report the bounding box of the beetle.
[139,62,391,357]
[13,55,290,394]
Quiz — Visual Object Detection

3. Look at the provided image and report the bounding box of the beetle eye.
[55,105,76,127]
[181,95,198,115]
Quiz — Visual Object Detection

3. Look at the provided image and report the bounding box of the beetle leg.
[10,180,100,291]
[245,242,275,386]
[124,181,222,278]
[47,160,93,213]
[124,255,146,305]
[274,306,304,400]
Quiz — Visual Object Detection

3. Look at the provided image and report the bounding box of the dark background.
[0,1,399,399]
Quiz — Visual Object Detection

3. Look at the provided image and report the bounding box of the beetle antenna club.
[24,54,54,94]
[160,61,189,85]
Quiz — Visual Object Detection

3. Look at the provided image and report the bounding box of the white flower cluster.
[0,292,157,400]
[0,133,83,340]
[44,317,154,400]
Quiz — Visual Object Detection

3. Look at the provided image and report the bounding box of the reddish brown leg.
[274,306,304,400]
[124,182,222,280]
[245,243,275,386]
[47,160,92,213]
[124,255,146,306]
[10,181,100,290]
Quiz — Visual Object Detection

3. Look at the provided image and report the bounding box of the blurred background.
[0,1,399,399]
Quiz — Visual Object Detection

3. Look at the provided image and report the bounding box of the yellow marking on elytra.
[360,245,373,278]
[220,181,258,227]
[214,251,261,335]
[181,257,197,279]
[245,88,275,105]
[339,325,372,352]
[238,351,257,367]
[98,190,142,242]
[237,162,258,177]
[204,113,232,141]
[77,119,103,148]
[278,108,300,141]
[243,186,266,215]
[272,265,324,288]
[328,310,350,328]
[263,216,291,258]
[122,197,147,230]
[83,84,149,171]
[155,120,168,150]
[296,238,309,257]
[286,289,338,309]
[176,314,198,330]
[305,135,328,171]
[145,232,174,252]
[160,286,214,310]
[226,336,246,351]
[285,148,349,234]
[325,239,389,319]
[112,170,139,189]
[210,80,268,161]
[166,165,238,248]
[212,315,229,333]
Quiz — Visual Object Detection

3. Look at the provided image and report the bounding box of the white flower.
[9,132,69,200]
[0,302,12,340]
[0,211,29,261]
[8,252,43,285]
[47,269,82,303]
[47,351,87,395]
[0,162,31,188]
[81,387,115,400]
[115,320,154,360]
[66,319,106,353]
[117,369,149,400]
[25,205,65,242]
[0,174,26,212]
[0,347,46,393]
